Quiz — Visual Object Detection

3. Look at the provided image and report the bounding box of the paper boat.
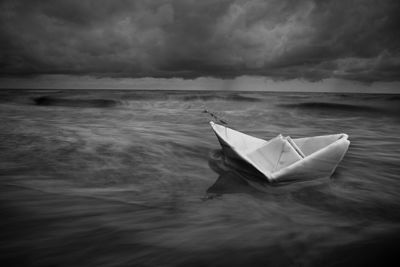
[210,121,350,182]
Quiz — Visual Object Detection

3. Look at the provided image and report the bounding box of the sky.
[0,0,399,92]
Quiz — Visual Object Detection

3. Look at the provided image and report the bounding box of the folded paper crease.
[210,121,350,182]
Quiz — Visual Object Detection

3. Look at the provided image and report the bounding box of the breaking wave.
[181,93,260,102]
[280,102,381,112]
[33,96,120,108]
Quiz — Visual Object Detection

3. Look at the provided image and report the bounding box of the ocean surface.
[0,89,399,266]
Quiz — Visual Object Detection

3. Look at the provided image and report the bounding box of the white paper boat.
[210,121,350,182]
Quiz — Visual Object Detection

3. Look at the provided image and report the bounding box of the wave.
[281,102,382,113]
[181,93,260,102]
[388,95,400,101]
[33,96,120,108]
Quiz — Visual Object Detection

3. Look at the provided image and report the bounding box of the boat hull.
[210,121,350,183]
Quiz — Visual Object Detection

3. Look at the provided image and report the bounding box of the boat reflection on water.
[206,148,293,199]
[206,146,330,199]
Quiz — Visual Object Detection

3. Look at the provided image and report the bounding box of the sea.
[0,89,399,267]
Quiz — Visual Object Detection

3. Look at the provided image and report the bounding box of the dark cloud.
[0,0,399,82]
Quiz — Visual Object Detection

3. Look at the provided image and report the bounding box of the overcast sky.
[0,0,399,92]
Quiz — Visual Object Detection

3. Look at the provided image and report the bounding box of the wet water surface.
[1,90,399,266]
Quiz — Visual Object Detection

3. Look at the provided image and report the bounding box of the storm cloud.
[1,0,399,82]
